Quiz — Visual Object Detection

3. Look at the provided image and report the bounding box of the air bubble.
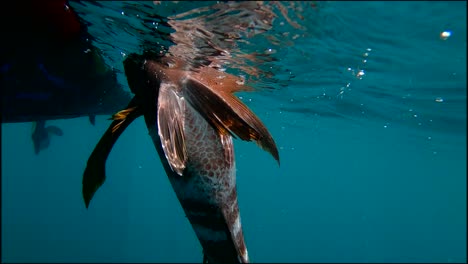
[440,31,451,40]
[265,48,276,54]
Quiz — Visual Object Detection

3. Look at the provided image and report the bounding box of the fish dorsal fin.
[157,82,187,176]
[82,97,142,208]
[184,70,280,164]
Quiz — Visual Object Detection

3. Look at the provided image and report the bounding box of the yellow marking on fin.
[111,107,138,120]
[110,107,138,134]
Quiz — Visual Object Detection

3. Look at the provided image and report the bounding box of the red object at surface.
[1,0,84,44]
[32,0,83,42]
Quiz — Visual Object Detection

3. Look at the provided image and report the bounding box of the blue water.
[2,1,466,263]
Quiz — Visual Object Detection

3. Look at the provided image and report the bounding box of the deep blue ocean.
[2,1,466,263]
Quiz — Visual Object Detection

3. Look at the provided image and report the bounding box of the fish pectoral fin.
[184,77,280,165]
[45,126,64,136]
[83,97,142,208]
[157,82,187,176]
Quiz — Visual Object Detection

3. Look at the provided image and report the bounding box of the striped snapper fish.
[82,52,279,263]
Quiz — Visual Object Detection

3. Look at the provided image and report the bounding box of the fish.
[82,52,280,263]
[0,0,132,154]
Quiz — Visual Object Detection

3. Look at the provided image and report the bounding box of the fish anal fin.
[83,97,142,208]
[157,82,187,176]
[184,77,280,164]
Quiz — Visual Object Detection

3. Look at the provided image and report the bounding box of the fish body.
[147,81,249,263]
[83,53,279,263]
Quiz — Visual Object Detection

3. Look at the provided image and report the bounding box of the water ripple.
[70,1,466,135]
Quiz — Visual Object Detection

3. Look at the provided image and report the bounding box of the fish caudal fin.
[82,97,141,208]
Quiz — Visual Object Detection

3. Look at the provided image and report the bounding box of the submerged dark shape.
[32,120,64,155]
[0,0,131,154]
[83,52,279,264]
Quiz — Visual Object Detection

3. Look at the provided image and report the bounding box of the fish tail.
[180,194,249,264]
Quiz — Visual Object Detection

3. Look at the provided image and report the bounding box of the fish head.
[124,52,190,95]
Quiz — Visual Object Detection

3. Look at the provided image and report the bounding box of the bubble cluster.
[338,48,372,99]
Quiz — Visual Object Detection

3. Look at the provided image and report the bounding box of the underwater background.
[2,1,466,263]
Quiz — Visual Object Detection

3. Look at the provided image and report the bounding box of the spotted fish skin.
[82,53,277,262]
[82,53,280,263]
[145,78,249,263]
